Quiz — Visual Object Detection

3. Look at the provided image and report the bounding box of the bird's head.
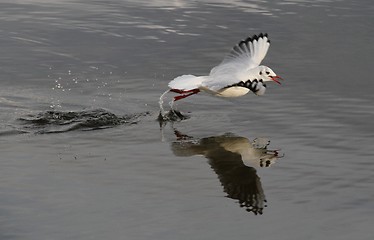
[258,66,283,84]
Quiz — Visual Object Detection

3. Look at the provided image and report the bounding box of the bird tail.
[168,75,206,91]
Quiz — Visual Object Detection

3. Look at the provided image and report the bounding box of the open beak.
[270,76,283,85]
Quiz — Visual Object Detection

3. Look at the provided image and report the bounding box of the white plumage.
[168,75,206,91]
[207,33,270,91]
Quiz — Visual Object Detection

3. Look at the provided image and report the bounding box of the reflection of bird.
[171,131,282,215]
[218,136,280,168]
[160,33,283,111]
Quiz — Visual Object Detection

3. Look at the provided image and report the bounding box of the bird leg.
[172,89,200,101]
[170,89,199,94]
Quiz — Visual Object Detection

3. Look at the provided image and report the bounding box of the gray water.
[1,0,373,239]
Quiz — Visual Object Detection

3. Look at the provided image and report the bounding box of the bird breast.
[216,86,250,97]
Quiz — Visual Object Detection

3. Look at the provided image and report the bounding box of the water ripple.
[17,109,150,134]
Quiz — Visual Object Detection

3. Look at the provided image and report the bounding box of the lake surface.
[0,0,373,239]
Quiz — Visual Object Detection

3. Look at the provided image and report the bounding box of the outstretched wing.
[204,33,271,91]
[222,33,270,68]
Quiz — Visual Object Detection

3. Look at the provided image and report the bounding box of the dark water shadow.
[17,108,150,134]
[170,130,283,215]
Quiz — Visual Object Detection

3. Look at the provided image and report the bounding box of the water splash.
[158,90,190,125]
[18,109,150,134]
[157,110,190,128]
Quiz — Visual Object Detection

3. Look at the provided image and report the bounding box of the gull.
[159,33,283,112]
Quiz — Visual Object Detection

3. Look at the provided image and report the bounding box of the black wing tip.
[241,33,270,45]
[230,33,270,55]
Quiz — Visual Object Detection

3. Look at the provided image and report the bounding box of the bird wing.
[204,33,271,91]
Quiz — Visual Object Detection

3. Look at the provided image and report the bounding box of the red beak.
[270,76,283,85]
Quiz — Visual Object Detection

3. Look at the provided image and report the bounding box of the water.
[0,0,373,239]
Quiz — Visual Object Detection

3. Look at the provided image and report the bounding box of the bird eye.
[259,71,262,75]
[265,71,270,74]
